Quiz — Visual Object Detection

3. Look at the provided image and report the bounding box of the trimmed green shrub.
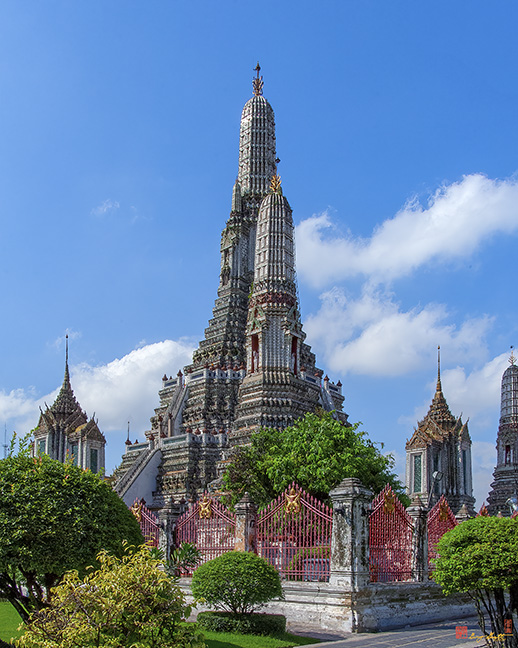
[197,611,286,636]
[191,551,283,614]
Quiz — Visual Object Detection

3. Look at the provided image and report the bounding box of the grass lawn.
[0,602,316,647]
[202,629,317,648]
[0,601,22,643]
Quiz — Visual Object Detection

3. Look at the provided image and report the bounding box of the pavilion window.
[90,448,99,474]
[413,454,422,493]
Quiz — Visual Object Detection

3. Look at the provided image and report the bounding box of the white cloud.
[71,340,194,432]
[304,286,491,377]
[0,339,195,448]
[91,199,120,217]
[296,174,518,288]
[0,387,43,434]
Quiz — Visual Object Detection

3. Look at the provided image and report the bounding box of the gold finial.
[252,62,264,96]
[130,499,143,522]
[284,487,301,514]
[270,174,282,194]
[383,488,396,514]
[438,497,450,521]
[510,346,516,366]
[199,494,212,519]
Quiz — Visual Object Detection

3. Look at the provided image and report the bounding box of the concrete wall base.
[179,579,474,635]
[354,582,474,632]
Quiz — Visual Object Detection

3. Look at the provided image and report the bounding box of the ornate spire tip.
[510,345,516,366]
[436,345,442,392]
[252,61,264,96]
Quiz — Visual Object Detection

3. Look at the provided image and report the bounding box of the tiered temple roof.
[406,349,468,450]
[33,337,106,465]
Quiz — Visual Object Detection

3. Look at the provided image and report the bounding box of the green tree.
[191,551,282,615]
[0,438,143,622]
[18,544,206,648]
[433,517,518,648]
[223,411,407,507]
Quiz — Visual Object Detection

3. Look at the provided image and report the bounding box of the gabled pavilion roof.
[33,337,105,443]
[406,347,470,450]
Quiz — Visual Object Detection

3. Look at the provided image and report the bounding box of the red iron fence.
[427,496,457,570]
[369,484,413,582]
[130,498,160,547]
[257,483,333,582]
[174,493,236,575]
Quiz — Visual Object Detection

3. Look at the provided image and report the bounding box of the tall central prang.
[179,64,279,437]
[113,66,347,506]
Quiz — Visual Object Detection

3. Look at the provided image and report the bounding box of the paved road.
[289,616,487,648]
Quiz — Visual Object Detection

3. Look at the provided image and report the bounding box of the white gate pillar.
[407,495,428,582]
[329,478,372,590]
[234,492,257,552]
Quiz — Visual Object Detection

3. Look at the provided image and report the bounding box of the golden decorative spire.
[510,346,516,366]
[252,62,264,96]
[269,173,282,194]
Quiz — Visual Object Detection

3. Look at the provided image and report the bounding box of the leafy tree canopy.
[223,411,407,507]
[434,517,518,647]
[18,544,205,648]
[0,436,143,622]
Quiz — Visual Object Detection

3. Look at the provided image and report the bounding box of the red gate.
[257,483,333,582]
[174,493,236,575]
[427,495,457,569]
[369,484,413,582]
[130,498,159,547]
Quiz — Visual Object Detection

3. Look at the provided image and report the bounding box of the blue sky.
[1,1,517,507]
